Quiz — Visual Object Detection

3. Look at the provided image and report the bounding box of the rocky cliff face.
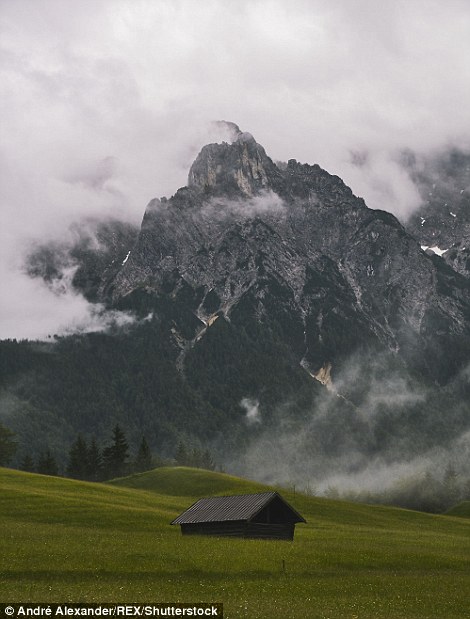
[404,148,470,278]
[102,125,470,384]
[27,219,139,303]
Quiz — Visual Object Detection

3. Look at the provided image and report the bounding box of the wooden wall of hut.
[180,521,295,540]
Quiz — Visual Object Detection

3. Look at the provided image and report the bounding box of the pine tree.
[19,454,35,472]
[103,425,129,479]
[0,422,17,466]
[201,449,216,471]
[37,450,58,476]
[175,440,189,466]
[190,446,201,468]
[86,437,103,481]
[134,436,153,473]
[443,463,460,508]
[66,434,88,480]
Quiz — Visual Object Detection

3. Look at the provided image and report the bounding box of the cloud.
[230,352,470,494]
[1,0,470,337]
[0,261,135,341]
[344,151,423,221]
[241,398,262,425]
[200,191,285,222]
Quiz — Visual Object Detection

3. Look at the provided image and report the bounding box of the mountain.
[3,123,470,490]
[27,218,139,303]
[105,124,470,384]
[403,148,470,278]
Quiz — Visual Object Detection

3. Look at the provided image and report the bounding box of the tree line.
[0,421,216,481]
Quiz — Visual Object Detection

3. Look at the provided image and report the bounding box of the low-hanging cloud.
[200,190,285,222]
[1,216,137,340]
[241,397,262,425]
[1,0,470,338]
[229,354,470,496]
[0,262,135,341]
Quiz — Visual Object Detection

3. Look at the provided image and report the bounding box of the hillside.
[110,465,270,496]
[446,501,470,519]
[1,466,469,618]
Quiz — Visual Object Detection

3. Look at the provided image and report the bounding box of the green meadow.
[1,466,469,619]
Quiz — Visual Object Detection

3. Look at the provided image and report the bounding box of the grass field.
[1,466,469,618]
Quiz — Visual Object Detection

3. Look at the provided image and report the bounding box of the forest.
[1,301,469,514]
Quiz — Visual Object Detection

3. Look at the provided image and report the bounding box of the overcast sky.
[1,0,470,339]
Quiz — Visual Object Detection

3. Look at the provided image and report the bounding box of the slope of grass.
[1,466,469,619]
[110,466,270,496]
[445,501,470,518]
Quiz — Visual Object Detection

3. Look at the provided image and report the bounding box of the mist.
[1,0,470,338]
[241,398,262,425]
[230,353,470,503]
[200,191,286,223]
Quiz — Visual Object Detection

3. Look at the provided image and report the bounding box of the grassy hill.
[1,466,469,618]
[445,501,470,518]
[109,466,270,496]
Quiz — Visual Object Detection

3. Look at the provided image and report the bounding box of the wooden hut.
[170,491,306,540]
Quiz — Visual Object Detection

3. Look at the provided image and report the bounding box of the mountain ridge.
[103,126,470,384]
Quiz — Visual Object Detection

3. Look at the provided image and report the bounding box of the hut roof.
[170,491,306,525]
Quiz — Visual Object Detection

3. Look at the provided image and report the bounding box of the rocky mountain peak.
[26,124,470,388]
[187,124,283,197]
